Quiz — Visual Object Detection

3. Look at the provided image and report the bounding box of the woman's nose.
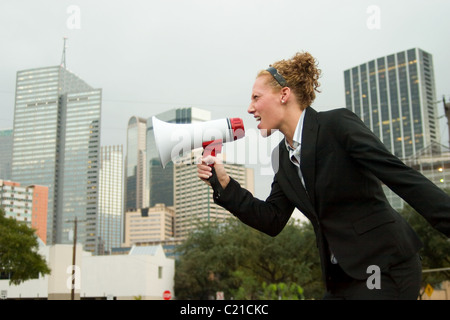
[247,103,255,114]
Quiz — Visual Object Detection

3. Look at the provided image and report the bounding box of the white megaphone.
[152,116,245,168]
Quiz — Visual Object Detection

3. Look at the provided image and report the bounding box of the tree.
[400,203,450,292]
[0,208,51,285]
[174,218,323,300]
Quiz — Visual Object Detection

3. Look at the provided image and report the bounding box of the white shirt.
[285,108,306,188]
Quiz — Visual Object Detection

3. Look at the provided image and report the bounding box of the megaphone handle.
[207,166,217,182]
[202,139,223,167]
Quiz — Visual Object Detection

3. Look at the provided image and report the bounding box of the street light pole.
[71,216,77,300]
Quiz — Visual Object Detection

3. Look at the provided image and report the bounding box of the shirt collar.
[285,108,306,152]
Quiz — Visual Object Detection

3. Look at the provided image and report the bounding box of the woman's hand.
[197,154,230,189]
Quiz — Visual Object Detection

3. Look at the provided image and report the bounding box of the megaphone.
[152,116,245,168]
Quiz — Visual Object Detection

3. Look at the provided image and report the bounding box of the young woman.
[197,52,450,299]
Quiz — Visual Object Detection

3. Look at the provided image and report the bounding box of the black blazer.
[210,107,450,288]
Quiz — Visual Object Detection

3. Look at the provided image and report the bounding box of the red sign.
[163,290,171,300]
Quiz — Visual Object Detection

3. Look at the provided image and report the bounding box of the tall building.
[0,129,13,180]
[146,107,211,207]
[124,116,147,211]
[98,145,123,254]
[11,66,101,252]
[0,179,48,243]
[174,149,254,240]
[344,48,440,158]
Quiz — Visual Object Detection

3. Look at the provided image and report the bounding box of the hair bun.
[271,51,321,107]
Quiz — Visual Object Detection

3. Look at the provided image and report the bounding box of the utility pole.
[66,216,84,300]
[71,216,77,300]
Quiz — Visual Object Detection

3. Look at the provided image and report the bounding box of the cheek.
[262,105,282,125]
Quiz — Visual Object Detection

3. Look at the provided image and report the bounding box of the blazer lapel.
[277,143,316,219]
[300,107,318,207]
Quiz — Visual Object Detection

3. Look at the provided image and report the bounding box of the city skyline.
[1,1,450,198]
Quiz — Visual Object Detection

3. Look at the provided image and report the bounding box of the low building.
[0,240,175,300]
[123,204,175,247]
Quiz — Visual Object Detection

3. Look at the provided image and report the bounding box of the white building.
[0,240,175,300]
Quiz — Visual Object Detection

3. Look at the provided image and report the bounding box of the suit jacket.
[210,107,450,289]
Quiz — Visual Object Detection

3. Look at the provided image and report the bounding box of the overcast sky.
[1,0,450,199]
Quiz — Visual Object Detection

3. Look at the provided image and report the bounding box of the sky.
[1,0,450,200]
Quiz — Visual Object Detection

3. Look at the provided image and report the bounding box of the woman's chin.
[259,128,274,138]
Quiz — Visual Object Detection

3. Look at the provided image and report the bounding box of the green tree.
[260,282,304,300]
[400,203,450,289]
[0,208,51,285]
[174,218,323,300]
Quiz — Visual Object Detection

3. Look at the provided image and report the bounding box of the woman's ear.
[280,87,291,104]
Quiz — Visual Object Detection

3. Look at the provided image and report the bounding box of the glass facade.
[125,116,147,211]
[11,66,102,252]
[344,48,440,159]
[0,129,13,180]
[57,90,102,252]
[98,145,123,254]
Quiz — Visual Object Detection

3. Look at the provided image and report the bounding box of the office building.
[123,204,175,247]
[344,48,440,158]
[124,116,147,211]
[11,66,101,252]
[173,149,254,240]
[0,179,48,243]
[98,145,123,254]
[0,129,13,180]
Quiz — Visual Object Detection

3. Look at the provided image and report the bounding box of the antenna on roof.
[60,36,68,68]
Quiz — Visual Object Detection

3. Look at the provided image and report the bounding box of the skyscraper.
[344,48,440,159]
[11,66,101,252]
[0,129,13,180]
[98,145,123,254]
[124,116,148,211]
[124,116,147,211]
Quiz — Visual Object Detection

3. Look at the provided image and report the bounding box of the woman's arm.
[336,108,450,237]
[197,157,295,237]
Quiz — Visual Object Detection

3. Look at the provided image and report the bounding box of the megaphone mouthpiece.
[229,118,245,140]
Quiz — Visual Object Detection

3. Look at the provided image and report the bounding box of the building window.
[158,266,163,279]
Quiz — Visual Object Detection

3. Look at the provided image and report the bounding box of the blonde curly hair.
[258,51,322,108]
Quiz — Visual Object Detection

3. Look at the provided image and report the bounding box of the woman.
[197,52,450,299]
